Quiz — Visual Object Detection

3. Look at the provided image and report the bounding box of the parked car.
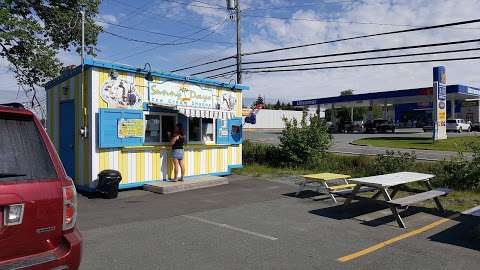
[422,124,433,132]
[365,119,396,133]
[446,119,471,132]
[0,103,82,269]
[471,122,480,132]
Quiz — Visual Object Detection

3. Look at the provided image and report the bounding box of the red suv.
[0,103,82,269]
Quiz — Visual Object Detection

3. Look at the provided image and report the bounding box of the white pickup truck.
[446,119,471,132]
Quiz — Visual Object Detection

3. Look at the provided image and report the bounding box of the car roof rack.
[0,102,25,109]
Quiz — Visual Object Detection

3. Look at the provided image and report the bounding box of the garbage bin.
[97,170,122,199]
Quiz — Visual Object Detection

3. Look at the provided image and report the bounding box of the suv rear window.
[0,114,57,181]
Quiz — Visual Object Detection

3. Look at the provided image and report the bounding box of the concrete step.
[143,176,228,194]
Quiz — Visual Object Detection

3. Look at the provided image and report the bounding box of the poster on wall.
[118,119,144,138]
[100,74,143,109]
[149,81,214,109]
[433,66,447,141]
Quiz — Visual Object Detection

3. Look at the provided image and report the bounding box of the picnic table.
[298,173,354,203]
[343,172,452,228]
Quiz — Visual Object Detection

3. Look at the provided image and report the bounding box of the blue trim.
[45,65,83,89]
[292,84,478,106]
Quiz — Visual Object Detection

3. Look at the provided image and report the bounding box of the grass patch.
[353,136,480,152]
[233,163,480,213]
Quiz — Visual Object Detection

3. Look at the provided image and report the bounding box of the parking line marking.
[182,215,278,241]
[337,213,461,263]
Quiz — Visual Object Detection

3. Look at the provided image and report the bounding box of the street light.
[144,63,153,81]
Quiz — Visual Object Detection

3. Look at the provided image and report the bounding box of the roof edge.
[45,59,249,91]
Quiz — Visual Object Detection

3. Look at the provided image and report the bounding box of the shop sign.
[118,119,144,138]
[433,66,447,141]
[100,76,143,109]
[149,81,214,109]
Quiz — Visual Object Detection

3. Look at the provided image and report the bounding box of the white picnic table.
[343,172,449,228]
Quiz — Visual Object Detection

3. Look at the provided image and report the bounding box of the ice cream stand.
[45,59,248,192]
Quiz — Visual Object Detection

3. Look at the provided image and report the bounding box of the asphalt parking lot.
[77,175,480,270]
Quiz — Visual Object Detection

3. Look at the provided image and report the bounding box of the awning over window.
[177,106,235,120]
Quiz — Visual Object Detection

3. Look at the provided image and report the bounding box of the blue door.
[59,101,75,178]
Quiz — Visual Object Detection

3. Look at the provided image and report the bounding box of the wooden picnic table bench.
[343,172,453,228]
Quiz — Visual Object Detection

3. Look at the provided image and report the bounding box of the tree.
[340,89,354,96]
[0,0,102,91]
[274,99,281,110]
[251,95,264,108]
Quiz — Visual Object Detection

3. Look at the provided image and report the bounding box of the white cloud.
[238,0,480,102]
[96,14,118,28]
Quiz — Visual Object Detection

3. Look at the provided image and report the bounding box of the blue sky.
[2,0,480,112]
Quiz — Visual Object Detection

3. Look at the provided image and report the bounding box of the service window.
[144,115,160,143]
[161,115,176,142]
[188,117,216,143]
[202,118,214,142]
[144,113,176,144]
[188,118,202,142]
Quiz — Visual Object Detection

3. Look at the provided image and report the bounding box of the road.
[245,129,478,160]
[77,175,480,270]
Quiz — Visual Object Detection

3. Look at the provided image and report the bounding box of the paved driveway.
[78,175,480,270]
[245,129,478,160]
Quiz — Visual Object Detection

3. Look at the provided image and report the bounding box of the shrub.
[242,140,282,167]
[371,150,416,175]
[441,141,480,190]
[279,111,332,167]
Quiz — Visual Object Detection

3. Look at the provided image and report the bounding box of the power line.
[242,0,354,12]
[190,63,237,76]
[172,18,480,72]
[242,18,480,56]
[191,47,480,75]
[170,55,235,72]
[243,38,480,65]
[241,47,480,71]
[114,18,229,62]
[168,49,234,72]
[242,56,480,74]
[242,14,480,30]
[160,0,226,10]
[206,70,237,79]
[96,19,233,45]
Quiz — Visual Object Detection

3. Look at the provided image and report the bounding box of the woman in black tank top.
[169,123,185,181]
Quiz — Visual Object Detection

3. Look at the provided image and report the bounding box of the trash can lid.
[98,169,122,177]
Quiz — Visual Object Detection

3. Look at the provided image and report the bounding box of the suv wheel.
[458,127,463,133]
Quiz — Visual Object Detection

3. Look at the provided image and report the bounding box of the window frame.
[186,117,216,144]
[143,111,178,146]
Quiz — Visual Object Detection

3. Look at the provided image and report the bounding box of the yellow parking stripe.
[337,213,461,263]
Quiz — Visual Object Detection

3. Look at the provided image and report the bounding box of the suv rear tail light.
[62,184,77,231]
[3,203,24,226]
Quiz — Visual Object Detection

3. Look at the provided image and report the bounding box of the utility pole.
[81,8,85,67]
[235,0,242,84]
[80,7,87,138]
[227,0,242,84]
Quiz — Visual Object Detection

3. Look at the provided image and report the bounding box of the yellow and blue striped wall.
[46,59,247,191]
